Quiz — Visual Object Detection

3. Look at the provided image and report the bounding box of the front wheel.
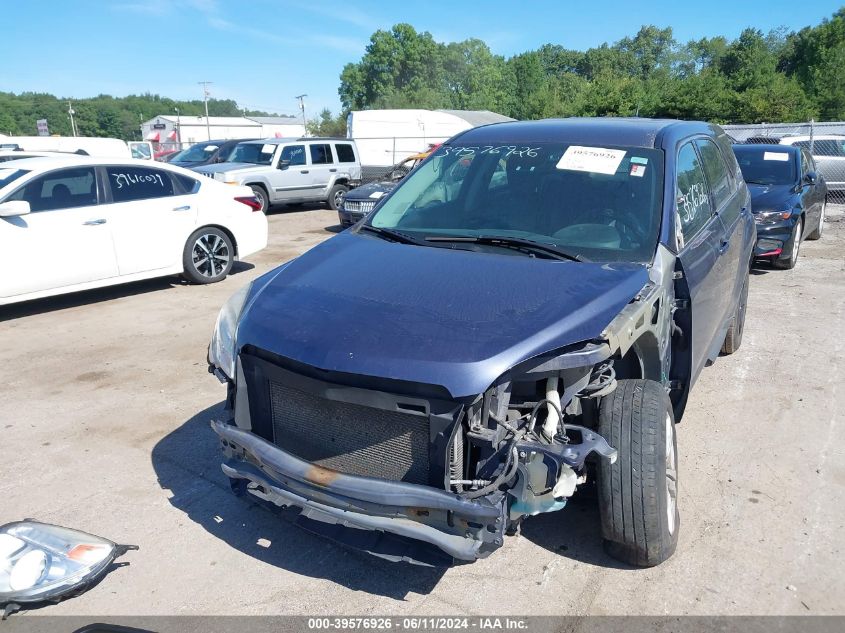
[597,379,679,567]
[774,218,802,269]
[249,184,269,214]
[806,202,825,240]
[328,184,348,211]
[182,227,234,284]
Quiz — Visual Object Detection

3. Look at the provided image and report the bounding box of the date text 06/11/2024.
[306,617,529,630]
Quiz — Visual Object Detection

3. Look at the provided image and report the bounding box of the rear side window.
[107,166,175,202]
[676,142,713,242]
[695,139,732,210]
[335,143,356,163]
[6,167,97,212]
[310,144,333,165]
[173,173,200,194]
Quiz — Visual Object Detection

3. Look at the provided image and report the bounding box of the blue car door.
[695,137,748,334]
[674,141,729,386]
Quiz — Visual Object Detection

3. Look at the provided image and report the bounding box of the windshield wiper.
[425,235,586,262]
[358,224,428,246]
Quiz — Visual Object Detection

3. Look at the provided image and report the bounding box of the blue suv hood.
[237,232,649,398]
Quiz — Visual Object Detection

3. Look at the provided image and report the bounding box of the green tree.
[782,8,845,119]
[339,24,449,111]
[307,109,348,137]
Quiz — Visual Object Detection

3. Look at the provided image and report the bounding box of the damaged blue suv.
[207,118,754,567]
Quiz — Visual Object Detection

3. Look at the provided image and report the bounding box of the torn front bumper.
[212,420,506,565]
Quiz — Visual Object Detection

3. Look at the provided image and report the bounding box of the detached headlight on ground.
[209,282,251,380]
[0,521,136,615]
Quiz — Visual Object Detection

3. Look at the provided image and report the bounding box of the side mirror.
[804,171,817,185]
[278,160,290,170]
[0,200,30,217]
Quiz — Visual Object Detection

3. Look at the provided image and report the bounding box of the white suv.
[195,138,361,213]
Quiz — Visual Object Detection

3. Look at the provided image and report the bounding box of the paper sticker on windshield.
[369,191,385,199]
[204,145,219,151]
[630,164,646,177]
[764,152,789,161]
[631,156,648,165]
[261,144,275,154]
[557,146,626,174]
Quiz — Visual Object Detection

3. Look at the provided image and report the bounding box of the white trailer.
[347,109,514,169]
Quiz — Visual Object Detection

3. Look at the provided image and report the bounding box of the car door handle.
[83,219,107,225]
[329,168,337,172]
[300,170,309,174]
[172,205,191,211]
[718,239,730,254]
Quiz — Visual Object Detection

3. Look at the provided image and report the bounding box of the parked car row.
[1,116,833,571]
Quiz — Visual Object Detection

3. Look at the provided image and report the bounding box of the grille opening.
[269,380,431,485]
[397,402,428,415]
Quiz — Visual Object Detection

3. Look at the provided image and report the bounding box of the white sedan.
[0,156,268,305]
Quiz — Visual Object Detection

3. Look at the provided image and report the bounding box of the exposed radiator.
[269,381,430,485]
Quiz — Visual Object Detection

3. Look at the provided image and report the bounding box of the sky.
[1,0,842,118]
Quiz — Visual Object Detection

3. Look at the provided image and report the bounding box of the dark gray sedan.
[733,144,827,269]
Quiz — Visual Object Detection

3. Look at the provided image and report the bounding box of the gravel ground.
[1,203,843,617]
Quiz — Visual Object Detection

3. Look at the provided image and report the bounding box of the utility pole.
[174,107,182,149]
[199,81,212,140]
[296,94,307,136]
[67,101,77,137]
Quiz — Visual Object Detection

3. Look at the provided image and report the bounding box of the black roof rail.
[295,137,351,142]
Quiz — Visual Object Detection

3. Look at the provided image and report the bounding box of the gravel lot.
[1,203,843,616]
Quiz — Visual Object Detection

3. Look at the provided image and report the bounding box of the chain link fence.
[723,121,845,203]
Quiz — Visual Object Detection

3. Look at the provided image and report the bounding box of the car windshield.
[0,167,29,189]
[228,143,275,165]
[174,143,221,163]
[734,147,797,185]
[368,143,664,263]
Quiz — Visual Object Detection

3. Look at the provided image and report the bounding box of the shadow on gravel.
[0,263,254,322]
[151,403,446,600]
[750,260,775,276]
[517,486,633,570]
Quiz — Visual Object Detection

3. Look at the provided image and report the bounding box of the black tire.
[721,269,748,355]
[182,227,234,284]
[328,184,348,211]
[806,202,825,240]
[597,379,679,567]
[249,184,269,214]
[774,218,802,270]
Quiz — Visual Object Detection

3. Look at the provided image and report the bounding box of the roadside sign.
[36,119,49,136]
